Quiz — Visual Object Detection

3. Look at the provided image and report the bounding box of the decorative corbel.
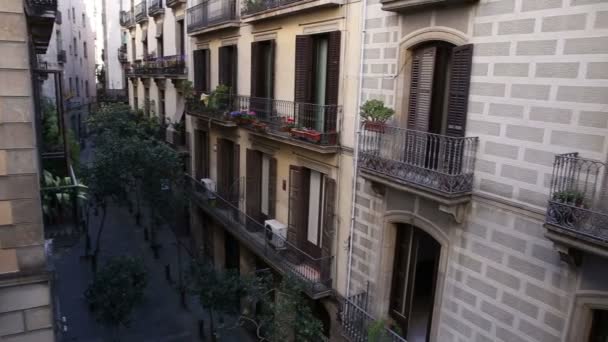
[439,203,469,224]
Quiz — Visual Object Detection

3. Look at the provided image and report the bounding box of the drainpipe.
[345,0,369,300]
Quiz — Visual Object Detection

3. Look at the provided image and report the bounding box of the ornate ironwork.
[148,0,164,15]
[241,0,303,16]
[187,0,237,33]
[341,292,406,342]
[166,0,185,8]
[358,124,478,195]
[545,153,608,244]
[135,1,148,23]
[186,175,333,298]
[120,10,135,27]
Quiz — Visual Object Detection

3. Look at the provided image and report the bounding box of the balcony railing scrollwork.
[148,0,164,15]
[135,2,148,23]
[545,153,608,248]
[187,0,237,33]
[186,94,340,147]
[359,124,478,196]
[241,0,303,16]
[166,0,186,8]
[341,292,407,342]
[186,175,333,298]
[120,10,135,27]
[125,56,187,77]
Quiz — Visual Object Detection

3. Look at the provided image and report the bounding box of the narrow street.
[48,146,255,342]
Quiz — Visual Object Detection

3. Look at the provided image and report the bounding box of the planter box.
[364,121,386,133]
[291,129,321,143]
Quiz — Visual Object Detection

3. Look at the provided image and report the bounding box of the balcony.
[241,0,343,23]
[135,2,148,23]
[25,0,58,54]
[359,124,478,204]
[187,0,238,35]
[120,10,135,28]
[545,153,608,260]
[186,94,340,153]
[57,50,66,64]
[166,0,186,8]
[186,175,333,299]
[118,45,128,63]
[126,56,187,78]
[341,292,406,342]
[148,0,164,16]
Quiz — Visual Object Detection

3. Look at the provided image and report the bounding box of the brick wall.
[0,1,54,341]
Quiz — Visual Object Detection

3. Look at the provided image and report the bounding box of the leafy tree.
[85,256,148,339]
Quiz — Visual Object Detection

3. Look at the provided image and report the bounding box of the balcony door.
[390,224,440,342]
[294,32,340,134]
[216,138,239,204]
[194,49,210,93]
[195,130,209,180]
[246,149,277,226]
[219,45,238,94]
[250,40,275,121]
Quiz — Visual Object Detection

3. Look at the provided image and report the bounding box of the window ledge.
[380,0,476,12]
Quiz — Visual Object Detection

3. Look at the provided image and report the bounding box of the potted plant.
[230,110,256,125]
[360,99,394,133]
[280,117,296,133]
[291,127,322,143]
[553,190,586,207]
[251,121,267,133]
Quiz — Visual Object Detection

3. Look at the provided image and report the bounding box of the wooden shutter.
[325,31,341,133]
[246,149,262,227]
[268,40,276,99]
[233,143,240,204]
[204,49,210,93]
[294,35,313,103]
[321,177,336,280]
[195,130,209,179]
[193,50,205,93]
[219,46,228,87]
[407,46,436,132]
[446,44,473,137]
[231,46,238,94]
[268,157,277,218]
[287,166,303,245]
[250,42,260,97]
[216,138,226,196]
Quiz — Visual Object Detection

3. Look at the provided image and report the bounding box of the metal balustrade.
[135,1,148,22]
[187,0,237,33]
[186,175,333,298]
[120,10,135,27]
[241,0,303,16]
[166,0,185,7]
[126,56,186,77]
[148,0,164,15]
[546,153,608,245]
[25,0,58,15]
[341,293,407,342]
[118,46,128,63]
[358,124,478,196]
[186,94,340,146]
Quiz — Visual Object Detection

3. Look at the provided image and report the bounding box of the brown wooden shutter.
[216,138,225,196]
[269,40,276,99]
[287,166,303,245]
[233,143,240,204]
[446,44,473,137]
[268,157,277,219]
[246,149,262,227]
[250,42,260,97]
[219,46,228,87]
[195,130,209,179]
[204,49,210,93]
[231,46,238,94]
[407,46,436,132]
[294,35,313,103]
[193,49,205,93]
[325,31,341,134]
[321,177,336,280]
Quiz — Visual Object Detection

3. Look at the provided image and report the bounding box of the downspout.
[345,0,368,300]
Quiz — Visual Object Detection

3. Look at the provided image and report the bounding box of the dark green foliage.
[85,257,148,328]
[360,99,394,123]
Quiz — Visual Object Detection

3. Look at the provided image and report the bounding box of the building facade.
[0,0,61,341]
[342,1,608,342]
[97,0,126,95]
[41,0,97,142]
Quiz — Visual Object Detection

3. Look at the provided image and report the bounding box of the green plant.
[41,170,88,222]
[243,0,266,13]
[553,190,586,206]
[85,256,148,333]
[177,80,195,99]
[360,99,394,123]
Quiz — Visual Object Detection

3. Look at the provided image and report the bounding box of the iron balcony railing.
[187,0,237,33]
[341,292,406,342]
[127,56,187,76]
[358,124,478,196]
[166,0,185,7]
[186,94,340,146]
[25,0,58,16]
[148,0,164,15]
[546,153,608,244]
[57,50,66,64]
[118,46,128,63]
[241,0,304,16]
[120,10,135,27]
[135,2,148,22]
[186,175,333,298]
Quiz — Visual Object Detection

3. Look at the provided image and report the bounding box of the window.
[82,13,86,27]
[73,38,78,56]
[195,130,209,180]
[176,20,185,57]
[246,150,277,223]
[159,89,165,119]
[589,310,608,342]
[144,87,150,116]
[218,45,238,93]
[85,80,89,97]
[83,42,87,58]
[131,37,136,61]
[75,77,80,97]
[288,166,336,263]
[72,7,75,23]
[250,40,275,120]
[217,139,239,203]
[193,49,210,93]
[68,77,73,93]
[133,84,138,109]
[390,224,441,342]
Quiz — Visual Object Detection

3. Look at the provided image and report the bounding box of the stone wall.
[0,1,54,341]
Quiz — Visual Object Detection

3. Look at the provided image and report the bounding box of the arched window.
[390,223,441,342]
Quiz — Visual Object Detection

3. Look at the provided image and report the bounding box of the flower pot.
[364,121,386,133]
[291,129,321,143]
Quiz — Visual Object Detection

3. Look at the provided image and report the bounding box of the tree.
[85,256,148,339]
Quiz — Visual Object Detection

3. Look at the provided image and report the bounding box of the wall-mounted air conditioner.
[265,219,287,250]
[201,178,216,199]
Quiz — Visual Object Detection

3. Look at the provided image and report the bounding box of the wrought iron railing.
[25,0,58,15]
[358,124,478,195]
[148,0,164,15]
[166,0,185,7]
[187,0,237,33]
[241,0,304,16]
[135,2,148,22]
[186,175,333,297]
[118,45,128,63]
[546,153,608,244]
[341,292,406,342]
[186,94,340,146]
[120,10,135,27]
[126,56,186,76]
[57,50,66,63]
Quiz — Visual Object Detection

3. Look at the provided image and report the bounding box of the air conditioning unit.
[265,219,287,250]
[201,178,216,199]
